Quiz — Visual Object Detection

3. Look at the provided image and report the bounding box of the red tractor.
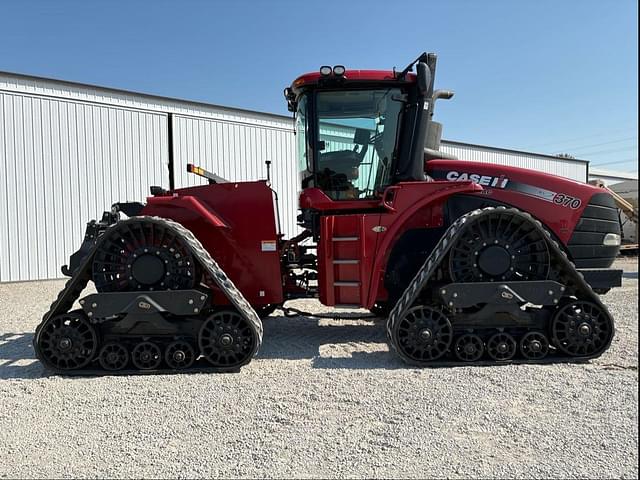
[35,53,622,373]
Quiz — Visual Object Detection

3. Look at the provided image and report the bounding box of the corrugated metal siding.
[172,114,298,236]
[0,71,297,282]
[440,141,587,182]
[0,91,168,282]
[0,72,289,130]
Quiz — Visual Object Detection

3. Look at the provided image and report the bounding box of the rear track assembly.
[34,216,263,375]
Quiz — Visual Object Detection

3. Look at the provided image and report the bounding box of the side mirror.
[417,62,432,95]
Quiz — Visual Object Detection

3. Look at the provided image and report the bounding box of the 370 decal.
[553,193,582,209]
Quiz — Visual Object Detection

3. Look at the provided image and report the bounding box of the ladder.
[321,215,367,307]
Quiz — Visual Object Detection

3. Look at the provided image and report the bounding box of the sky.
[1,0,637,173]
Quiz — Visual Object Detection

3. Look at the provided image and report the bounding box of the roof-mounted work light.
[319,66,332,76]
[333,65,346,76]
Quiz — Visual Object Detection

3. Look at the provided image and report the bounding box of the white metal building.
[0,71,628,282]
[0,71,296,282]
[588,167,638,186]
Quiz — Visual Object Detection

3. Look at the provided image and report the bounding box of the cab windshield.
[296,89,404,200]
[316,89,403,200]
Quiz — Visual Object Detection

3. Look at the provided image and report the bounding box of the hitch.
[61,210,119,277]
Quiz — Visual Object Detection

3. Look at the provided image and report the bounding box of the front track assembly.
[34,216,263,375]
[387,207,615,367]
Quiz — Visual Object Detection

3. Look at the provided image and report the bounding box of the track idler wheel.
[36,310,98,370]
[199,310,260,369]
[165,341,196,370]
[520,331,550,360]
[454,333,484,362]
[551,301,613,357]
[487,332,517,361]
[390,305,453,364]
[92,218,198,293]
[132,341,162,370]
[98,343,129,371]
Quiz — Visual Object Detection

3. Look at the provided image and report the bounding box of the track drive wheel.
[449,209,550,282]
[92,218,198,293]
[551,301,613,357]
[36,311,98,370]
[199,310,260,369]
[390,305,453,365]
[454,333,484,362]
[487,332,517,361]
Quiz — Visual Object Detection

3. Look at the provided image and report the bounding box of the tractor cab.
[285,53,441,206]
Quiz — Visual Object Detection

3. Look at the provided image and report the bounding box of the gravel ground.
[0,258,637,479]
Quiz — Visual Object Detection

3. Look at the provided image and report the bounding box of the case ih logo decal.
[436,170,582,209]
[446,171,510,188]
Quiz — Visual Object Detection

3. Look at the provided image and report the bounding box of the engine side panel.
[141,180,284,306]
[427,160,607,243]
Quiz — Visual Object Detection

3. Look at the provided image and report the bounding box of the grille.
[568,193,621,268]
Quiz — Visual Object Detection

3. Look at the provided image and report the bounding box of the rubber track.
[386,206,615,366]
[34,216,263,375]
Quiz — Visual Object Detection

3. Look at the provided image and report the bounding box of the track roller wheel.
[199,310,259,368]
[132,341,162,370]
[520,331,550,360]
[390,305,453,364]
[551,301,613,357]
[487,332,517,361]
[98,343,129,371]
[165,341,196,370]
[92,218,198,293]
[454,333,484,362]
[36,311,98,370]
[449,210,550,282]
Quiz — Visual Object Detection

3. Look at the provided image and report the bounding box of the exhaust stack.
[424,90,457,160]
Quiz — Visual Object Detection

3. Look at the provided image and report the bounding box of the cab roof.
[290,69,417,93]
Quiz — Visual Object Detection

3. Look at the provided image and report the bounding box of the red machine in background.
[35,53,621,374]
